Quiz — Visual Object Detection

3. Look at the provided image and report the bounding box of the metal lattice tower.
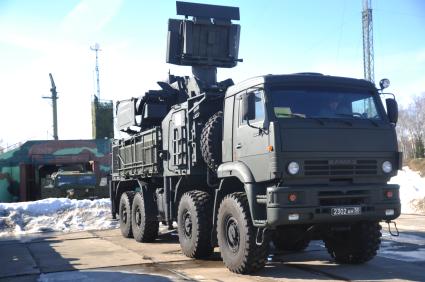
[90,43,101,99]
[362,0,374,83]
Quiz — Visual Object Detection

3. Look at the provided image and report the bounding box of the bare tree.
[397,93,425,160]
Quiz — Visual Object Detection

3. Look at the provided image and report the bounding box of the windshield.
[270,89,383,120]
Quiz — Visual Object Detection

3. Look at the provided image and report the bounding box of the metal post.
[43,73,59,140]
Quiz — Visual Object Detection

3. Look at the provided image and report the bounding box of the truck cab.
[219,74,400,226]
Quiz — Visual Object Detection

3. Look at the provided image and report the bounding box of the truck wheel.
[272,226,310,252]
[217,192,269,274]
[131,191,159,242]
[324,221,381,264]
[201,111,223,171]
[177,191,213,258]
[119,191,135,238]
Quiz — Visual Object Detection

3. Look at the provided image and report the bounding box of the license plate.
[331,206,361,216]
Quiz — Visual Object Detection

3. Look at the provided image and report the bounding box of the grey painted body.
[110,2,400,231]
[111,73,401,228]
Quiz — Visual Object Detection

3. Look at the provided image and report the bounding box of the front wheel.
[217,192,269,274]
[324,221,382,264]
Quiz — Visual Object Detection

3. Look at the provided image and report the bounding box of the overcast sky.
[0,0,424,147]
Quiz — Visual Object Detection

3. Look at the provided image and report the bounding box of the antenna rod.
[43,73,59,140]
[90,43,101,99]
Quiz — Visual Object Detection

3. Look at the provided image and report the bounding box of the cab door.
[233,88,270,181]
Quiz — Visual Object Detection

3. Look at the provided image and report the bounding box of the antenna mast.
[90,43,101,99]
[362,0,374,82]
[43,73,59,140]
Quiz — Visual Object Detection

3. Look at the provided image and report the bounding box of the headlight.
[382,161,393,173]
[287,161,300,175]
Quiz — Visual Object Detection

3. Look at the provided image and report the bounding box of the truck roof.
[225,73,377,98]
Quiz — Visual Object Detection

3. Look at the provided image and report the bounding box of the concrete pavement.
[0,214,424,281]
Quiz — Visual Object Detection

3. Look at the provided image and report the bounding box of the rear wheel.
[119,191,135,238]
[131,191,159,242]
[272,226,310,252]
[177,191,214,258]
[324,221,382,264]
[217,192,269,274]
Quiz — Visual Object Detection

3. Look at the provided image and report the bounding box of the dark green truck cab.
[219,74,401,228]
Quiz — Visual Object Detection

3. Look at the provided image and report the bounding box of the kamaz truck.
[109,2,401,274]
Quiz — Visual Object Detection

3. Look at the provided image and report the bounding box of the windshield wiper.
[335,113,379,127]
[276,113,326,125]
[276,113,305,118]
[310,116,352,126]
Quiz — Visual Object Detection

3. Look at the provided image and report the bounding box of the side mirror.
[386,98,398,124]
[241,92,256,121]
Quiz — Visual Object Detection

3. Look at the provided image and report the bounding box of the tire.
[131,191,159,243]
[119,191,135,238]
[324,221,382,264]
[217,192,269,274]
[272,226,310,252]
[201,111,223,171]
[177,191,214,258]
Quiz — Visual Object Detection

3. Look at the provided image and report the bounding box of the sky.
[0,0,424,147]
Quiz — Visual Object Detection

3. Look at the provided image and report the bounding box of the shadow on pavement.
[37,270,175,282]
[259,237,425,281]
[0,232,176,282]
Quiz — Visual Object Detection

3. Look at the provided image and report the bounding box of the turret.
[116,1,241,134]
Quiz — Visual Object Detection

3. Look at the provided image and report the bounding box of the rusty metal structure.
[0,139,111,202]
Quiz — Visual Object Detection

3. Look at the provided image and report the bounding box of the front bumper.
[266,184,400,227]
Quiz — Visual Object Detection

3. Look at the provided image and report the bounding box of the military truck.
[109,2,401,274]
[42,169,98,199]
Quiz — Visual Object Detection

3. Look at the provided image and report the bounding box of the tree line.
[396,93,425,160]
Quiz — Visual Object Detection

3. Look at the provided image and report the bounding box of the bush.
[408,158,425,177]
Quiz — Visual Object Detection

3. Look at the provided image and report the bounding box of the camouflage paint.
[0,139,111,203]
[0,166,19,202]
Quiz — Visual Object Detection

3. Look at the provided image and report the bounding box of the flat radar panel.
[176,1,239,20]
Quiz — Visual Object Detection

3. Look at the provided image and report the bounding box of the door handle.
[235,143,242,149]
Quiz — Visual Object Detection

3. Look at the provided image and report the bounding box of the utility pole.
[43,73,59,140]
[90,43,101,99]
[362,0,374,83]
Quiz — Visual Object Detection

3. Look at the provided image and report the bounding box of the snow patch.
[0,198,118,237]
[390,167,425,215]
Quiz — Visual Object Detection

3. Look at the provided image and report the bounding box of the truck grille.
[303,160,377,176]
[318,190,369,206]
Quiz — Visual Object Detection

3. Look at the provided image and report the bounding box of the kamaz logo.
[329,160,356,165]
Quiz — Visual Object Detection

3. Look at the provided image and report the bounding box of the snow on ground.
[0,198,118,237]
[390,166,425,215]
[0,166,424,237]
